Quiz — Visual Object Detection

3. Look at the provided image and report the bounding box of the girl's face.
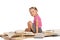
[29,9,37,17]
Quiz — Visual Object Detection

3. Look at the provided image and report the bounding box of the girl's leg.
[27,21,33,32]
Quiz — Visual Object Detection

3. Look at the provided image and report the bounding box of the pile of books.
[0,29,59,40]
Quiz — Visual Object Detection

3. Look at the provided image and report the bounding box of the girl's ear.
[35,10,38,12]
[35,9,38,12]
[37,9,38,12]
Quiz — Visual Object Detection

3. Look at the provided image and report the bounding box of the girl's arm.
[36,19,38,33]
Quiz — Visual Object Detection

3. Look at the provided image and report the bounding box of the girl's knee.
[28,21,32,25]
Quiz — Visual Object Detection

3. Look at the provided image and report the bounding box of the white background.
[0,0,60,40]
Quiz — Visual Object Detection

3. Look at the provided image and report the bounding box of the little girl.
[25,7,42,33]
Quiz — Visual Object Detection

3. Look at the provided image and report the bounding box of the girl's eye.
[32,11,34,12]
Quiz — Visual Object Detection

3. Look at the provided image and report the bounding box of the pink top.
[33,15,42,28]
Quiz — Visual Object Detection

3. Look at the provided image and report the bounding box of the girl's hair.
[29,7,38,11]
